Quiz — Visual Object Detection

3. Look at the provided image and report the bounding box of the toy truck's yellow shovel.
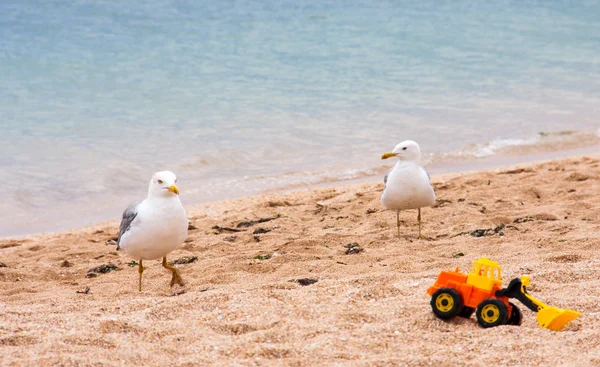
[496,276,580,331]
[520,276,580,331]
[537,306,580,331]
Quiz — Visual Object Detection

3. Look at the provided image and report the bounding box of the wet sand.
[1,155,599,366]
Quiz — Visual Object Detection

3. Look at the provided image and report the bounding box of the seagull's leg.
[396,210,400,238]
[138,259,144,292]
[162,256,184,287]
[418,208,423,240]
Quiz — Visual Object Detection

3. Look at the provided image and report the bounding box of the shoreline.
[2,153,600,365]
[3,144,600,240]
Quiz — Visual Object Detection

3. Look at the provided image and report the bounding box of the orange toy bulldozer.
[427,258,579,330]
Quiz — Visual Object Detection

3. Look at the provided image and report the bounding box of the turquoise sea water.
[1,0,599,236]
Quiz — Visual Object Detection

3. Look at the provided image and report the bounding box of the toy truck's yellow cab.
[466,258,502,292]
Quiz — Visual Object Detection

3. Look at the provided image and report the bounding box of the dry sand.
[1,155,600,366]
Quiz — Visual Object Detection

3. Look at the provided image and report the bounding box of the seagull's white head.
[382,140,421,163]
[148,171,180,198]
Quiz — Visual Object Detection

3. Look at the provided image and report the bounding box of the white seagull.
[381,140,436,239]
[117,171,189,291]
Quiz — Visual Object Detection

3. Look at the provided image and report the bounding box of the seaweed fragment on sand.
[86,263,118,278]
[296,278,318,286]
[344,242,363,255]
[253,227,271,235]
[237,214,281,228]
[452,224,506,238]
[171,256,198,265]
[212,225,243,233]
[470,224,505,237]
[514,213,558,223]
[253,254,272,261]
[0,242,22,249]
[76,286,90,294]
[500,168,534,174]
[514,216,535,223]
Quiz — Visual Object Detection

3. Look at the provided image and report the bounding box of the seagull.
[381,140,436,239]
[117,171,189,291]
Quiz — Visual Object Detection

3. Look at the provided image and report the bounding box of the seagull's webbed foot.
[162,256,185,287]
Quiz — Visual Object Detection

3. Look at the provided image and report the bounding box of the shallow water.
[1,0,599,236]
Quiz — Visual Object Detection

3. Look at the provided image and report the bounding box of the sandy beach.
[1,155,600,366]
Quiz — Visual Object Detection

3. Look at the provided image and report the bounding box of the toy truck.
[427,258,579,330]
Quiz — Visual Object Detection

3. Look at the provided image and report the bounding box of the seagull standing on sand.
[381,140,436,239]
[117,171,188,291]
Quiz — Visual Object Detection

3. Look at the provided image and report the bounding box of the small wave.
[444,130,599,160]
[451,137,542,158]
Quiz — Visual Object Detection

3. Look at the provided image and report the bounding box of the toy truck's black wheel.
[476,299,508,328]
[507,302,523,326]
[431,288,463,320]
[458,306,475,318]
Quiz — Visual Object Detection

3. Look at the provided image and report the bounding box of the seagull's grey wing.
[421,167,432,185]
[383,168,393,185]
[117,200,142,249]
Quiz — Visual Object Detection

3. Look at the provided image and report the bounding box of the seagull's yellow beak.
[167,184,180,195]
[381,152,397,160]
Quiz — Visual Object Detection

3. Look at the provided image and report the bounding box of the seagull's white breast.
[381,162,436,210]
[119,198,188,260]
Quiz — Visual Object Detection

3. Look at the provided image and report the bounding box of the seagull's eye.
[402,147,407,151]
[158,180,163,184]
[175,179,177,183]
